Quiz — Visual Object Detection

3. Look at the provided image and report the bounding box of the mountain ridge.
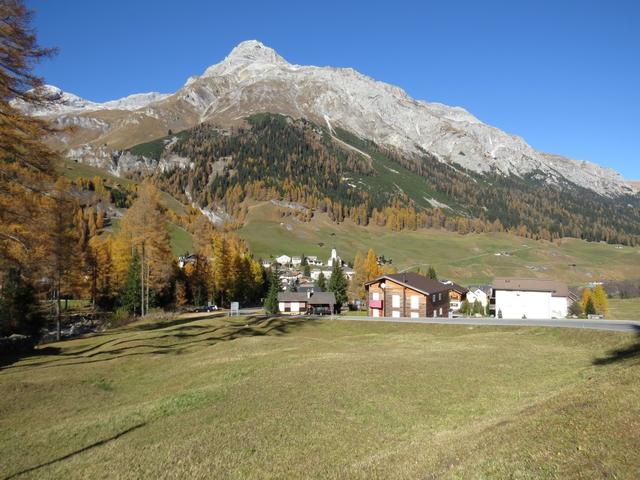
[14,40,638,198]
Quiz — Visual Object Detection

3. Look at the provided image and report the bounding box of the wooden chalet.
[365,272,450,318]
[277,291,336,315]
[440,280,469,311]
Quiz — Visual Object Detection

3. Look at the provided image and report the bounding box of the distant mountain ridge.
[15,40,637,198]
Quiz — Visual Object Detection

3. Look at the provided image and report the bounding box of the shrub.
[109,307,133,328]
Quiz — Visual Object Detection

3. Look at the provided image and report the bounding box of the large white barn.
[491,278,571,319]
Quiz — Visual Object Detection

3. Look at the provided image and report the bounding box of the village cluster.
[261,249,577,320]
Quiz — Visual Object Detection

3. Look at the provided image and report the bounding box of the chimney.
[403,273,407,283]
[307,291,311,299]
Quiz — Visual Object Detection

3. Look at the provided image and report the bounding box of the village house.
[306,256,322,266]
[280,271,302,288]
[310,266,355,281]
[365,272,450,318]
[310,267,333,281]
[178,254,197,269]
[490,277,573,319]
[466,286,491,309]
[275,254,292,266]
[277,291,336,315]
[261,259,272,269]
[291,256,302,266]
[297,282,322,294]
[440,280,469,311]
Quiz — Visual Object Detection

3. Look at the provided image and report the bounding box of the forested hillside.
[139,114,640,246]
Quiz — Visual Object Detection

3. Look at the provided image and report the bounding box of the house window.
[410,295,419,310]
[392,310,401,318]
[432,294,436,302]
[392,294,400,308]
[438,293,442,301]
[439,308,443,316]
[372,292,380,301]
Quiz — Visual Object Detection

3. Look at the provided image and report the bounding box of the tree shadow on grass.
[0,346,60,369]
[1,422,146,480]
[593,325,640,366]
[1,316,316,372]
[130,312,226,331]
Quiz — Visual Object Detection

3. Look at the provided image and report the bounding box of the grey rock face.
[15,41,636,197]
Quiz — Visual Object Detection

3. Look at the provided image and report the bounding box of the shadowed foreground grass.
[1,315,639,479]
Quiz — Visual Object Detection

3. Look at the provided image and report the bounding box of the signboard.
[230,302,240,316]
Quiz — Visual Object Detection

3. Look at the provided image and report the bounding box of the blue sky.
[28,0,640,179]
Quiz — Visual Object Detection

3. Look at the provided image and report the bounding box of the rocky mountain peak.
[202,40,288,78]
[14,40,638,198]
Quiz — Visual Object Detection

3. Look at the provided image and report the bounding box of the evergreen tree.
[568,300,582,317]
[459,299,470,316]
[427,266,438,280]
[303,263,311,277]
[0,269,43,338]
[317,272,327,291]
[585,297,596,316]
[264,267,281,314]
[121,252,142,315]
[328,263,348,313]
[472,300,483,316]
[350,251,366,301]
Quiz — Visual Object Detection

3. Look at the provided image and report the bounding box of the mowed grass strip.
[1,316,639,479]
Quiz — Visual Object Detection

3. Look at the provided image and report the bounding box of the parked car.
[194,305,218,312]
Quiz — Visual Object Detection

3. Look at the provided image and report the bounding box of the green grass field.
[109,218,193,257]
[238,202,640,285]
[1,315,639,479]
[609,298,640,320]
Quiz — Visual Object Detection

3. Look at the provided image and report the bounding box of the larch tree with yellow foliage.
[580,288,593,315]
[364,248,383,281]
[0,0,57,273]
[40,178,81,339]
[115,182,174,315]
[591,284,609,316]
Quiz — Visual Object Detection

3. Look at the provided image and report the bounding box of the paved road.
[334,316,640,333]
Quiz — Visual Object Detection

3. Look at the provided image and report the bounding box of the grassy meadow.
[239,202,640,285]
[609,298,640,320]
[1,314,639,479]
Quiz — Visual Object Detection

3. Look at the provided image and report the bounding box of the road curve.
[332,316,640,333]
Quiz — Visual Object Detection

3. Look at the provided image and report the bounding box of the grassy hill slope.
[1,315,639,478]
[238,201,640,285]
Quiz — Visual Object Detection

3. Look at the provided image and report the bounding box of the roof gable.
[365,272,450,295]
[277,291,336,304]
[492,277,569,298]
